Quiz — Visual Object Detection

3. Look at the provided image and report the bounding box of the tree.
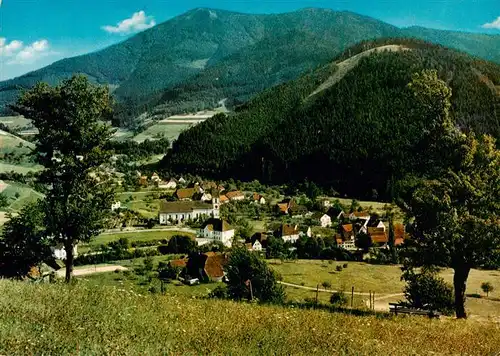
[167,235,197,254]
[225,247,285,304]
[355,232,372,252]
[12,75,116,283]
[266,236,286,259]
[402,267,454,315]
[0,201,52,278]
[481,282,494,298]
[397,70,500,318]
[0,193,8,208]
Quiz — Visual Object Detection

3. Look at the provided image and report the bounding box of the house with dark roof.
[252,193,266,205]
[159,199,219,225]
[341,224,355,240]
[311,212,332,227]
[249,232,269,251]
[199,218,235,247]
[326,207,345,220]
[185,252,228,282]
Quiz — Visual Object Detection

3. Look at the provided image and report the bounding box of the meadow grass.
[0,181,44,214]
[0,280,499,355]
[132,123,192,143]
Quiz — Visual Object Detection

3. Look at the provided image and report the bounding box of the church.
[159,198,220,225]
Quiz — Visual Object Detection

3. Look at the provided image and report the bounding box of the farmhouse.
[249,232,268,251]
[159,198,220,224]
[252,193,266,205]
[349,211,370,220]
[185,252,229,282]
[175,187,199,201]
[368,227,388,246]
[277,224,312,243]
[158,179,177,190]
[199,218,235,247]
[51,244,78,260]
[226,190,245,201]
[219,194,229,204]
[311,212,332,227]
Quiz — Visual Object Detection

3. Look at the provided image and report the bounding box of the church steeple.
[212,197,220,218]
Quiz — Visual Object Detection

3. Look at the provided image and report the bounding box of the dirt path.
[57,265,128,277]
[279,281,402,298]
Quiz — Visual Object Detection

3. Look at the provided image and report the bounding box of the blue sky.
[0,0,498,80]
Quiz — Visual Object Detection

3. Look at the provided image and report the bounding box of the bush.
[208,285,228,299]
[343,263,348,268]
[330,292,348,307]
[321,281,332,289]
[402,268,454,315]
[335,265,343,272]
[481,282,494,297]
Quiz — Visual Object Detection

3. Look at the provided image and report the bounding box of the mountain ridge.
[1,7,499,124]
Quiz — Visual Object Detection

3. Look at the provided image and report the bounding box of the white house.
[312,212,332,227]
[159,198,220,225]
[280,224,301,243]
[199,218,234,247]
[252,193,266,205]
[51,244,78,260]
[158,179,177,190]
[151,173,161,182]
[178,177,187,184]
[111,201,121,211]
[252,240,263,251]
[339,239,356,251]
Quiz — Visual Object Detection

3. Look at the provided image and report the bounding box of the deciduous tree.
[12,75,116,282]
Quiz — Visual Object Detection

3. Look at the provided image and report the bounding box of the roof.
[220,195,229,202]
[276,203,289,213]
[367,217,384,228]
[203,252,228,279]
[170,259,188,268]
[253,193,264,201]
[394,223,406,246]
[342,224,353,233]
[368,227,388,244]
[226,190,244,199]
[251,232,268,244]
[159,201,212,213]
[326,207,344,218]
[351,211,370,218]
[202,218,233,232]
[176,188,197,200]
[281,224,299,237]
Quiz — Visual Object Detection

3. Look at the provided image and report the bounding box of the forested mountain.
[1,8,499,126]
[163,40,500,199]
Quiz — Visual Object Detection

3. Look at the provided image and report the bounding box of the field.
[132,123,193,143]
[0,116,32,130]
[0,181,44,213]
[0,281,499,355]
[0,162,42,174]
[270,260,500,320]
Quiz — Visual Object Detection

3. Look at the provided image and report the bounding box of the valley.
[0,4,499,355]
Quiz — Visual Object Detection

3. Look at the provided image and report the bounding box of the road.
[57,265,128,277]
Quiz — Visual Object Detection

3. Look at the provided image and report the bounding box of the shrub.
[343,263,348,268]
[402,268,454,315]
[335,265,343,272]
[321,281,332,289]
[481,282,494,297]
[330,292,348,307]
[208,285,228,299]
[328,260,333,265]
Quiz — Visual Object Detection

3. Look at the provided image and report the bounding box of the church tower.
[212,197,220,219]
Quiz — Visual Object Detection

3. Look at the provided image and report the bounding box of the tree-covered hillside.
[163,40,500,199]
[1,8,499,126]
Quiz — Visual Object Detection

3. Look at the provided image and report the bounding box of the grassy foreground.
[0,281,499,355]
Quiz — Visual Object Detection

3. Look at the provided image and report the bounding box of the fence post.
[372,292,375,310]
[315,284,319,307]
[351,286,354,308]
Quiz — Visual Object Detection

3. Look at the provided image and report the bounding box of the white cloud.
[482,17,500,29]
[0,37,53,65]
[102,11,156,34]
[0,38,24,57]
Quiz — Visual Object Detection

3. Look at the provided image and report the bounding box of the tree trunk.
[453,266,470,319]
[64,241,74,283]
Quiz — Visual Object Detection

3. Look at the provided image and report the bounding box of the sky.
[0,0,498,81]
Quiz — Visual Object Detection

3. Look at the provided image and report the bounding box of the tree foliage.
[0,202,52,278]
[225,247,285,304]
[12,75,116,282]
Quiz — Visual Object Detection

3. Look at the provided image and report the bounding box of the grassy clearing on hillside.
[0,281,499,355]
[0,162,42,174]
[0,181,44,213]
[132,123,192,143]
[0,116,32,130]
